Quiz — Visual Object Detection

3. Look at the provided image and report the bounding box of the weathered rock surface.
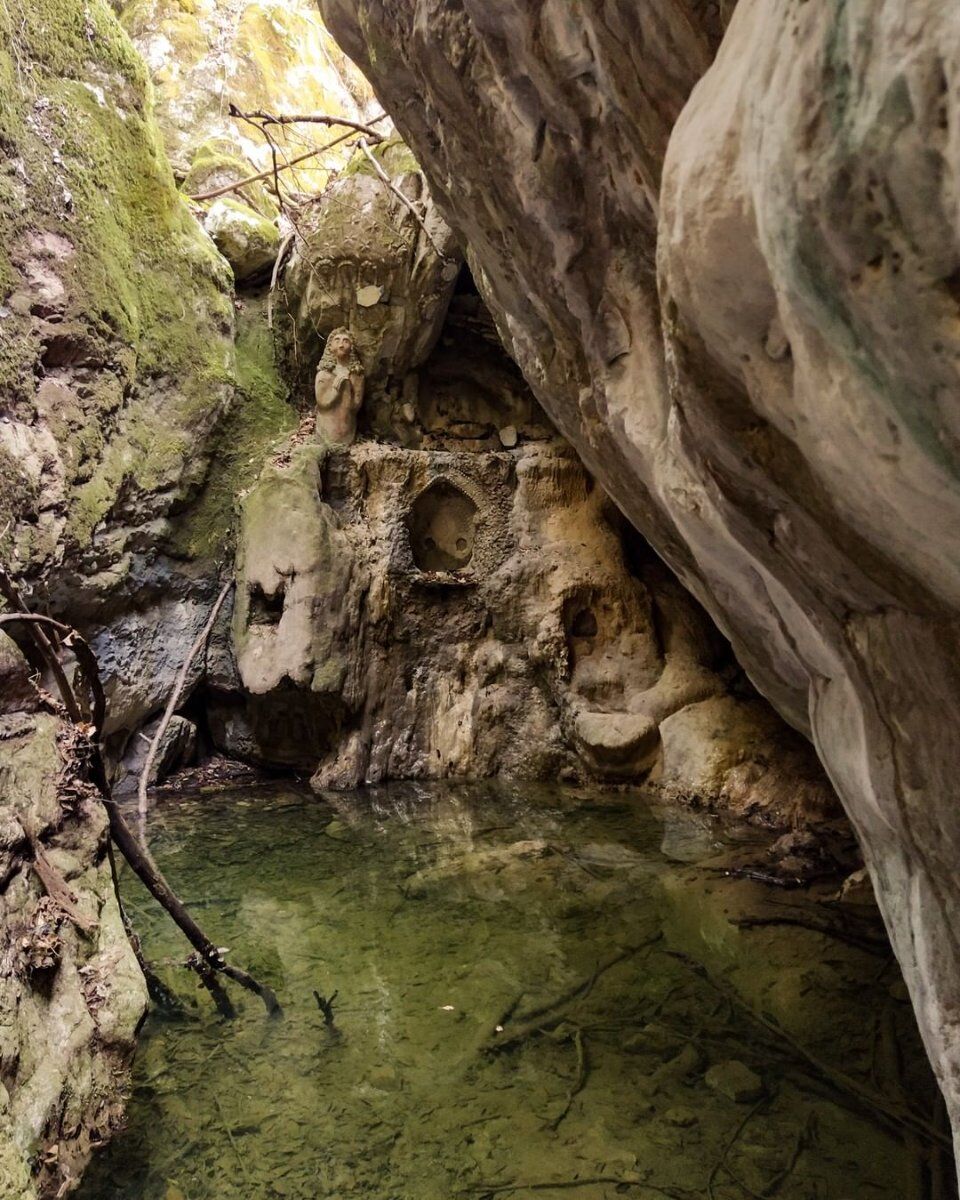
[120,0,373,181]
[203,198,280,283]
[319,0,960,1153]
[0,636,147,1199]
[121,0,379,290]
[277,138,461,410]
[0,0,244,746]
[0,3,279,1180]
[224,250,832,818]
[115,714,197,795]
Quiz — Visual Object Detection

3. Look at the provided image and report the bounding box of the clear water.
[79,782,955,1200]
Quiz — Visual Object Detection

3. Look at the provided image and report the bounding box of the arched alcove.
[569,608,598,638]
[407,479,479,572]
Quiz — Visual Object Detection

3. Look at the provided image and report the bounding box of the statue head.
[318,327,365,375]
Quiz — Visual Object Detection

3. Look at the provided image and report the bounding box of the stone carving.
[407,478,479,572]
[314,327,365,445]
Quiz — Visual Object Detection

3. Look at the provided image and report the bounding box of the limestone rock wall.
[222,432,828,821]
[0,0,251,753]
[120,0,379,285]
[120,0,374,179]
[319,0,960,1156]
[0,2,249,1187]
[0,636,147,1200]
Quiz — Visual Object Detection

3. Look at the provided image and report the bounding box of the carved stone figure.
[314,327,365,445]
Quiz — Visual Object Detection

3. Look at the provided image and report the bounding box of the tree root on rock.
[0,584,281,1019]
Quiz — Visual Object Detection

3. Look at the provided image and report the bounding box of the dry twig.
[138,577,233,825]
[358,136,453,262]
[228,105,387,140]
[186,113,388,203]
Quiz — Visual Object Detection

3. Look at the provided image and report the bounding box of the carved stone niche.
[406,477,480,579]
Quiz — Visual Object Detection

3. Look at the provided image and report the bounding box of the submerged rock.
[705,1060,765,1105]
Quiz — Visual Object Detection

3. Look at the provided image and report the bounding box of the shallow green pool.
[79,782,954,1200]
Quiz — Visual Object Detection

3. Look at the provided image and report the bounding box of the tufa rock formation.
[319,0,960,1156]
[215,146,831,820]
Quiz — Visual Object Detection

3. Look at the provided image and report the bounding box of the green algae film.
[78,783,953,1200]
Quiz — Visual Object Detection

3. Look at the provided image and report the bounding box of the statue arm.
[315,369,348,410]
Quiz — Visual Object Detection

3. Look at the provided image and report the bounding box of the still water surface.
[79,782,954,1200]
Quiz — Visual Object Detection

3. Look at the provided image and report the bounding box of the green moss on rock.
[341,135,421,180]
[0,0,236,573]
[204,196,280,283]
[168,294,296,559]
[182,141,279,217]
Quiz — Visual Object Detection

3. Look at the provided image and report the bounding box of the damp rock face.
[0,636,148,1200]
[221,284,832,818]
[0,0,251,768]
[318,0,960,1152]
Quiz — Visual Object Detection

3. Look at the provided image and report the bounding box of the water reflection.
[79,781,954,1200]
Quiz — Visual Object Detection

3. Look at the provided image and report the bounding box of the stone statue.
[314,327,365,445]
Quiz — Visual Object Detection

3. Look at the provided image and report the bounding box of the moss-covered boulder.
[204,197,280,282]
[0,0,236,598]
[181,139,278,217]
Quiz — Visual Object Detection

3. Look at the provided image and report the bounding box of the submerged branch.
[481,938,661,1055]
[462,1180,691,1198]
[670,951,949,1152]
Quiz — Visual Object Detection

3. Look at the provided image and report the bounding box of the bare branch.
[357,136,454,263]
[186,110,388,204]
[228,104,388,141]
[0,602,281,1018]
[137,578,233,824]
[187,142,340,204]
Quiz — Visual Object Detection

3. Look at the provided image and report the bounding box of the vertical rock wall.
[0,637,147,1200]
[0,0,233,1190]
[318,0,960,1159]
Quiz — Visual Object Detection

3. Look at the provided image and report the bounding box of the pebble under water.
[78,782,956,1200]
